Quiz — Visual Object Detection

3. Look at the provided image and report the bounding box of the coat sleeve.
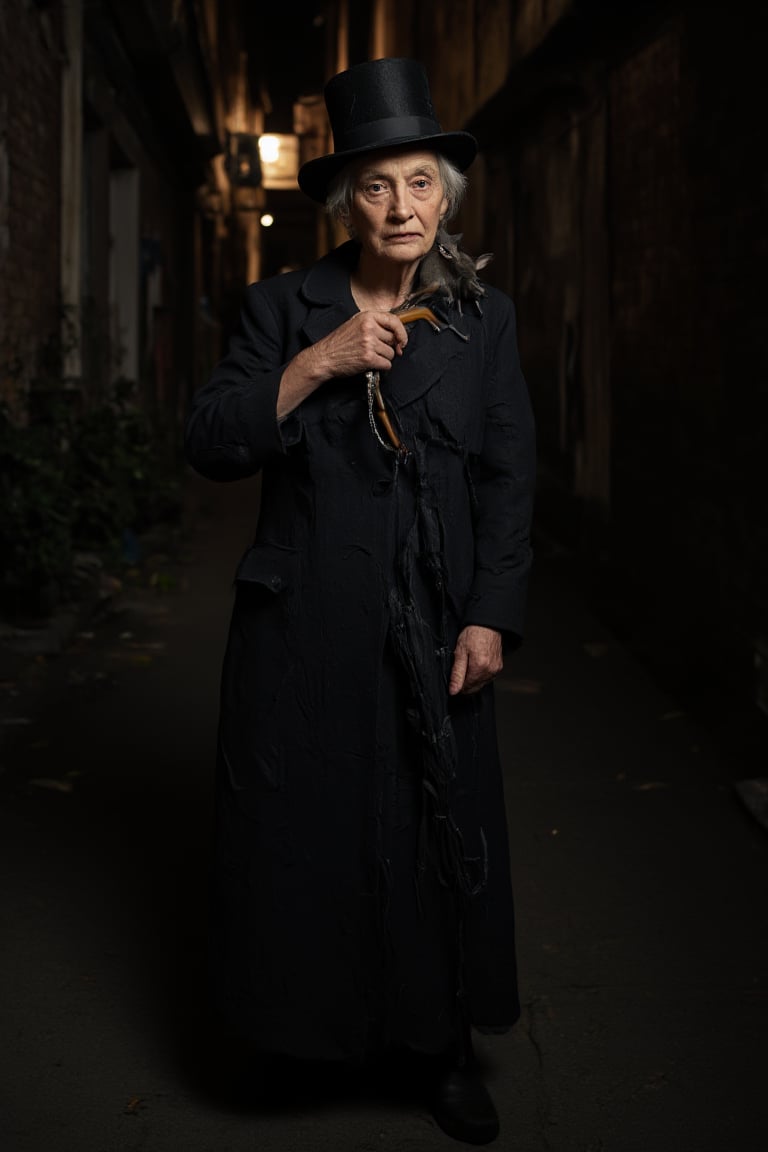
[184,281,302,482]
[462,294,536,646]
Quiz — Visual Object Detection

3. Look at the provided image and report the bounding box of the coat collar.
[298,240,359,345]
[297,241,473,411]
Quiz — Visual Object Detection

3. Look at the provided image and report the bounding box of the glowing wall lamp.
[225,132,262,188]
[257,134,300,190]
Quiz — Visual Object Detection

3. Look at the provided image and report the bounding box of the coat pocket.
[235,540,299,594]
[220,542,300,798]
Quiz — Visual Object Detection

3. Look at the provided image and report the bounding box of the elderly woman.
[184,57,536,1146]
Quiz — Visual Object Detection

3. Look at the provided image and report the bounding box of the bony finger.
[383,316,408,345]
[448,654,467,696]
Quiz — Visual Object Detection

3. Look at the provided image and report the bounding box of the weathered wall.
[410,0,574,129]
[0,0,63,403]
[608,18,693,655]
[609,7,768,695]
[512,0,572,58]
[0,0,215,433]
[82,58,193,414]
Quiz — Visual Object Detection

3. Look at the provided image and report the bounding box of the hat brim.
[297,131,478,204]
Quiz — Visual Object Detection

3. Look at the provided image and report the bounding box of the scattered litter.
[615,771,627,782]
[119,631,134,641]
[636,1070,669,1095]
[109,651,154,665]
[122,528,142,565]
[661,710,685,721]
[1,716,31,726]
[72,551,102,572]
[583,642,610,658]
[76,631,95,641]
[632,781,669,791]
[118,599,171,618]
[98,574,123,599]
[66,669,117,687]
[123,1095,145,1115]
[29,777,73,793]
[550,828,559,836]
[149,570,178,592]
[498,677,542,694]
[733,778,768,833]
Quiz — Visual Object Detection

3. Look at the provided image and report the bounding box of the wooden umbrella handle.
[365,308,440,458]
[396,305,441,331]
[373,378,404,451]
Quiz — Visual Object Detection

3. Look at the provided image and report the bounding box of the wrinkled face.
[344,149,449,266]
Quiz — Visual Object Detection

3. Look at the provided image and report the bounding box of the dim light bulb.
[258,135,280,164]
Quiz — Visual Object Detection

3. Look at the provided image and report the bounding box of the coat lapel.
[385,316,470,412]
[298,240,358,347]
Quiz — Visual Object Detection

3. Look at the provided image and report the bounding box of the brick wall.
[0,0,62,404]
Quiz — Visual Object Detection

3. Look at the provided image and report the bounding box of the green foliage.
[0,410,74,596]
[68,386,156,552]
[0,385,182,616]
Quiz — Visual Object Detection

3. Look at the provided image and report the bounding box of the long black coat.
[184,240,536,1062]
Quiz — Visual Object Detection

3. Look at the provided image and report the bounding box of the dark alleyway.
[1,469,766,1152]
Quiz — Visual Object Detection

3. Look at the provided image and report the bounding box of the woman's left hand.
[448,626,503,696]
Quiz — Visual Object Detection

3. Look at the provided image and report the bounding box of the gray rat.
[404,227,493,315]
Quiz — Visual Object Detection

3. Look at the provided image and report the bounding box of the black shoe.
[430,1063,500,1145]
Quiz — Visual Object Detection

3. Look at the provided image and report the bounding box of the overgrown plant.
[0,407,75,615]
[67,380,173,554]
[0,384,182,618]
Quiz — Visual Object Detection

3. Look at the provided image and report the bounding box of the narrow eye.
[412,178,430,189]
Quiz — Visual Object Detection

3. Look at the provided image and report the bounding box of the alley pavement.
[1,470,766,1152]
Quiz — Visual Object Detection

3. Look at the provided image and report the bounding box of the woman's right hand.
[277,311,409,421]
[307,310,409,380]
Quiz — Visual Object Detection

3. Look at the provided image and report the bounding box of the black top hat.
[297,57,478,203]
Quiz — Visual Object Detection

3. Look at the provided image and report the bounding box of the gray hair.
[325,153,468,232]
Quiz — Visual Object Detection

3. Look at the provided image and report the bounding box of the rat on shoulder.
[402,227,493,316]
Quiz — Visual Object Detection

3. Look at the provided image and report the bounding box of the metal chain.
[365,371,399,454]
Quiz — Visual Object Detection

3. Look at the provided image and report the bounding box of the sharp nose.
[389,188,414,219]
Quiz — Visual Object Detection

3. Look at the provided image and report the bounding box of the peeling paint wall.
[0,0,62,402]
